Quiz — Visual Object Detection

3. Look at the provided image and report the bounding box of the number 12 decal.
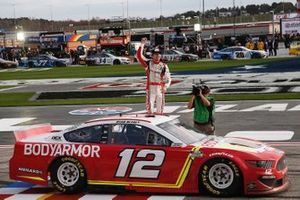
[115,149,165,179]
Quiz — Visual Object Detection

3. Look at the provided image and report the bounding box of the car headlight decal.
[246,160,273,169]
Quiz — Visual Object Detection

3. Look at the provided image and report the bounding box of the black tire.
[113,59,121,65]
[28,61,34,68]
[181,56,190,62]
[50,157,87,194]
[199,158,242,197]
[221,55,230,60]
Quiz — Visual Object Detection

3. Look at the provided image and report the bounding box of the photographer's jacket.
[193,96,215,124]
[136,46,171,114]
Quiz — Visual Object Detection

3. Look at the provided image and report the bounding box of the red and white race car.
[9,115,288,196]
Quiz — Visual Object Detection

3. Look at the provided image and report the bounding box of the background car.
[161,49,198,62]
[289,41,300,56]
[19,54,67,68]
[211,46,268,60]
[10,115,288,196]
[86,52,131,66]
[0,58,18,69]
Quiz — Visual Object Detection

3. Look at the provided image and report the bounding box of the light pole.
[202,0,205,28]
[12,3,16,28]
[48,5,54,31]
[159,0,163,27]
[233,0,236,37]
[270,11,275,37]
[86,4,90,33]
[127,0,131,30]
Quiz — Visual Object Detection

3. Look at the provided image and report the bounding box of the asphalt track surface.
[0,101,300,199]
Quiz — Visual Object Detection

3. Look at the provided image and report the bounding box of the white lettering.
[215,104,238,112]
[41,144,49,156]
[22,144,100,158]
[50,144,57,156]
[24,144,32,155]
[82,145,91,157]
[32,144,41,156]
[239,103,288,112]
[62,144,71,156]
[54,145,62,156]
[91,146,100,158]
[288,105,300,111]
[71,144,81,156]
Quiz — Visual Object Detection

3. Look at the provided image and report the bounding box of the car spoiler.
[14,124,53,142]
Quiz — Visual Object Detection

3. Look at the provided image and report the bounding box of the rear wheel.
[50,157,87,194]
[113,59,121,65]
[199,158,242,197]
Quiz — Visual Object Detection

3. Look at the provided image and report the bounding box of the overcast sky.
[0,0,296,21]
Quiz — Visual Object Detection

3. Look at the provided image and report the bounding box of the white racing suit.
[137,46,171,114]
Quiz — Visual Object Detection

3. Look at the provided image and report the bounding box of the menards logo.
[23,143,100,158]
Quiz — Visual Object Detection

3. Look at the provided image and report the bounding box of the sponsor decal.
[69,106,132,116]
[116,120,140,124]
[24,144,100,158]
[265,169,273,175]
[209,152,234,158]
[18,167,42,175]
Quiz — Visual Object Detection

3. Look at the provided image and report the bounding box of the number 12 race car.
[10,115,288,197]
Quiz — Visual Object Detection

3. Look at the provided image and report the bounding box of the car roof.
[85,114,179,126]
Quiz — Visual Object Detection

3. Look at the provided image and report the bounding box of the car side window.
[64,125,108,143]
[146,128,172,146]
[108,124,171,146]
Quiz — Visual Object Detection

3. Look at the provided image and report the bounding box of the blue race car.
[19,54,67,68]
[211,46,268,60]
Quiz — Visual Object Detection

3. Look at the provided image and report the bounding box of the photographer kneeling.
[187,85,215,135]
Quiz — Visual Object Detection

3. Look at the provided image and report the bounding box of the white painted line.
[0,145,14,149]
[0,188,29,195]
[148,195,186,200]
[5,194,46,200]
[225,131,294,141]
[239,103,288,112]
[0,118,36,132]
[288,104,300,111]
[79,194,117,200]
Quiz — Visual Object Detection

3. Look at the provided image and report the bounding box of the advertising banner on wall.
[281,17,300,35]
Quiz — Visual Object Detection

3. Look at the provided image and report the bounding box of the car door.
[89,123,195,188]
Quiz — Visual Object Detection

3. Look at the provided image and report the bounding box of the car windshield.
[173,50,184,54]
[158,119,206,144]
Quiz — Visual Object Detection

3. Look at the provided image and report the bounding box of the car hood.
[193,136,279,154]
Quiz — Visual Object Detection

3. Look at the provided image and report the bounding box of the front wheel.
[50,157,87,194]
[199,158,242,197]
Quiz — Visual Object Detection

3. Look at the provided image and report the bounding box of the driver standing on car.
[136,37,171,115]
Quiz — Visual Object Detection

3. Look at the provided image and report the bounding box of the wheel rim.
[208,163,234,189]
[57,162,80,187]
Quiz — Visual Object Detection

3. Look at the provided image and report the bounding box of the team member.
[136,38,171,114]
[188,85,215,135]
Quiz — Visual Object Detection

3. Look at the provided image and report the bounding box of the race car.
[289,41,300,56]
[19,54,67,68]
[211,46,268,60]
[10,115,288,196]
[161,49,198,62]
[85,52,131,66]
[0,58,18,69]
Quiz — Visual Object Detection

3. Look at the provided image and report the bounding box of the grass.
[0,86,15,90]
[0,57,293,80]
[0,92,299,107]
